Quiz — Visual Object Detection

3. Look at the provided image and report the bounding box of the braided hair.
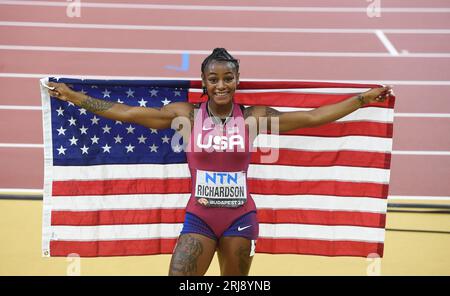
[201,48,239,97]
[201,48,239,74]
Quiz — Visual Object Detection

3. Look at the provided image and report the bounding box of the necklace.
[207,101,233,126]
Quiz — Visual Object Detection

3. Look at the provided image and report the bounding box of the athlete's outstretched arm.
[246,86,394,133]
[47,82,193,129]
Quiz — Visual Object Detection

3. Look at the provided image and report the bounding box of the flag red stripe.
[50,239,177,257]
[52,179,387,198]
[252,149,391,169]
[188,91,394,109]
[49,237,383,257]
[51,209,186,226]
[256,238,384,257]
[52,178,191,196]
[257,209,386,228]
[281,121,393,138]
[51,209,385,228]
[189,80,382,90]
[189,91,350,107]
[248,179,389,198]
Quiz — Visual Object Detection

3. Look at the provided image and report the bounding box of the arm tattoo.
[189,104,199,125]
[264,107,281,118]
[169,234,203,276]
[189,108,195,122]
[243,106,254,119]
[80,96,114,113]
[244,106,281,119]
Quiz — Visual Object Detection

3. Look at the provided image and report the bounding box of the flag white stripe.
[50,223,384,242]
[248,165,390,183]
[52,194,190,211]
[40,77,54,257]
[0,102,393,123]
[254,134,392,152]
[52,224,183,240]
[53,164,389,183]
[266,106,394,123]
[253,195,387,213]
[259,224,385,242]
[50,193,386,213]
[53,163,190,181]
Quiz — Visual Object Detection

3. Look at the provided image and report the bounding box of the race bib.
[195,170,247,208]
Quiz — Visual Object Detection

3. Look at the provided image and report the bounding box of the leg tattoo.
[235,245,252,275]
[169,234,204,275]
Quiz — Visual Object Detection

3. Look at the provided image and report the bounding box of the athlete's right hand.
[47,82,76,102]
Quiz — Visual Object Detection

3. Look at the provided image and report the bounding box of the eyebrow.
[207,72,234,76]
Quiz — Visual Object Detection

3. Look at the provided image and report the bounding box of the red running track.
[0,1,450,201]
[2,2,450,29]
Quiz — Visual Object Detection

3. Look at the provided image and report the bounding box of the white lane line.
[0,105,42,110]
[1,1,450,13]
[2,45,450,58]
[388,195,450,201]
[0,45,389,57]
[0,143,44,148]
[0,188,43,195]
[383,29,450,34]
[395,113,450,118]
[1,73,450,86]
[392,151,450,156]
[1,143,449,155]
[3,105,450,119]
[0,21,371,33]
[375,30,399,56]
[2,21,450,34]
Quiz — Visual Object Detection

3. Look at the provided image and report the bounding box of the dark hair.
[201,48,239,74]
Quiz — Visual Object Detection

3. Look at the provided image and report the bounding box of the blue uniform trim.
[180,212,217,240]
[180,211,258,241]
[222,211,258,240]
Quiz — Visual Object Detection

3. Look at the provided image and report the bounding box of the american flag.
[40,78,395,257]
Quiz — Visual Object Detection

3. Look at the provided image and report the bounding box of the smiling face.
[202,61,239,106]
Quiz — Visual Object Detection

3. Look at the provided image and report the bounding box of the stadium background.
[0,0,449,275]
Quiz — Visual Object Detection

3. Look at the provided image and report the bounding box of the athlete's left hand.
[361,85,395,104]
